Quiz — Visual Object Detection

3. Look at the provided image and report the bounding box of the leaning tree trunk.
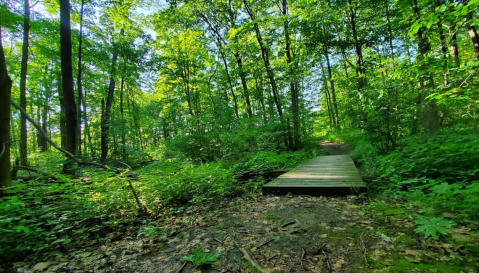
[243,0,282,118]
[59,0,78,172]
[0,17,13,191]
[19,0,30,166]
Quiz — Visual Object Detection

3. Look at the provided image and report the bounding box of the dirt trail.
[10,142,479,273]
[320,141,352,156]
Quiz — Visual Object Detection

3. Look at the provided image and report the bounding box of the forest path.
[320,141,353,155]
[11,143,477,273]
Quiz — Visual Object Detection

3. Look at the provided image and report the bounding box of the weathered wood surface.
[263,155,366,196]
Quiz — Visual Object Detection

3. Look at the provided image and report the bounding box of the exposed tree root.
[239,248,271,273]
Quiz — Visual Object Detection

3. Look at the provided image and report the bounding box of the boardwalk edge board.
[263,155,366,196]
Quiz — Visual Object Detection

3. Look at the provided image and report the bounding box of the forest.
[0,0,478,272]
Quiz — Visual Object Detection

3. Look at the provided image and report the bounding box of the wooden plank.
[262,155,366,196]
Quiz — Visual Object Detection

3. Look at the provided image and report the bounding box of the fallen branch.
[12,165,57,178]
[10,100,120,172]
[239,248,271,273]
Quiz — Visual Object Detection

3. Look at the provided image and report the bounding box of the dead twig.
[257,238,274,248]
[281,220,297,228]
[360,231,368,264]
[322,250,331,270]
[177,261,187,273]
[239,248,271,273]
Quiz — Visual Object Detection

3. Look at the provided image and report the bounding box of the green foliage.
[181,248,220,265]
[140,161,239,205]
[138,225,164,238]
[414,216,455,240]
[358,131,479,217]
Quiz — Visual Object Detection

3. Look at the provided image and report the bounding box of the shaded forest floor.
[5,143,479,273]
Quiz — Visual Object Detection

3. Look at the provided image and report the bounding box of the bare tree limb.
[10,99,121,172]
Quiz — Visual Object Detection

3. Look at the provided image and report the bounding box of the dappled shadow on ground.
[8,195,479,272]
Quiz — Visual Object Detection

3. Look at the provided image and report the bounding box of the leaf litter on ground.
[5,195,479,273]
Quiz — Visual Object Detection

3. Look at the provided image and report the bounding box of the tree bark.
[385,0,395,67]
[283,0,300,149]
[76,0,85,156]
[101,98,107,159]
[0,18,13,191]
[466,14,479,60]
[324,46,340,130]
[40,97,48,152]
[220,51,240,118]
[348,0,365,108]
[59,0,78,167]
[19,0,30,166]
[234,53,252,118]
[57,72,67,149]
[102,29,123,160]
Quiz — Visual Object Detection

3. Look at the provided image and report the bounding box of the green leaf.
[414,216,455,240]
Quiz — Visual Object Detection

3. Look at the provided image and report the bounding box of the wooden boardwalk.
[263,155,366,196]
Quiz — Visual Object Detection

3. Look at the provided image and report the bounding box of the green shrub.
[364,131,479,216]
[141,161,239,205]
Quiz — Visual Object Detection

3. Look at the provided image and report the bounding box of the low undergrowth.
[0,147,321,261]
[327,130,479,219]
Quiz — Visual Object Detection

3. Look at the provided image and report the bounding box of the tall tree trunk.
[0,18,13,191]
[102,29,123,160]
[413,0,439,133]
[76,0,85,156]
[82,84,92,155]
[101,98,106,159]
[57,72,67,149]
[243,0,283,117]
[119,60,127,159]
[320,60,335,129]
[59,0,78,168]
[348,0,365,107]
[283,0,300,149]
[40,97,48,152]
[324,47,340,130]
[220,51,239,118]
[19,0,30,166]
[385,0,395,68]
[234,53,252,118]
[466,14,479,60]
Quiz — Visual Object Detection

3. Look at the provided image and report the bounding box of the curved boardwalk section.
[263,155,366,196]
